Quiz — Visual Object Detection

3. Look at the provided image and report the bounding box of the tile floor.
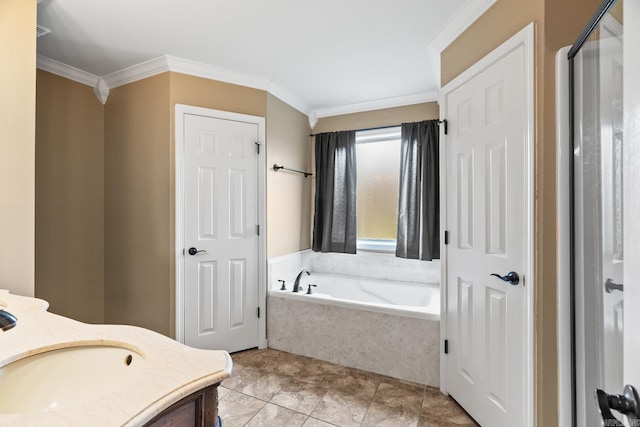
[218,348,478,427]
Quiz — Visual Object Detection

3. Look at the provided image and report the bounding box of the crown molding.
[36,55,99,87]
[429,0,498,53]
[311,91,438,123]
[101,56,170,89]
[166,56,272,91]
[37,54,436,122]
[93,78,109,105]
[268,82,311,116]
[308,110,319,129]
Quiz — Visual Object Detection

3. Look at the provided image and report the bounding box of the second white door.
[442,25,533,427]
[182,111,261,353]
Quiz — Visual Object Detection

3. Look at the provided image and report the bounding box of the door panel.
[444,37,529,427]
[457,152,474,249]
[184,114,259,353]
[198,261,217,333]
[486,141,506,256]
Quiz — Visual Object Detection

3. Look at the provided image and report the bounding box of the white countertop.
[0,290,232,426]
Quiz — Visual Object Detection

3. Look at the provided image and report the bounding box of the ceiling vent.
[36,25,51,39]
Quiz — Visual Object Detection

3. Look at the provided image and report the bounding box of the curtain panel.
[312,131,357,254]
[396,120,440,260]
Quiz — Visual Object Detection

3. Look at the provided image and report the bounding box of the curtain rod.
[309,120,447,137]
[273,164,313,178]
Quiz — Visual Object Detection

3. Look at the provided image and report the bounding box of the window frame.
[355,126,402,254]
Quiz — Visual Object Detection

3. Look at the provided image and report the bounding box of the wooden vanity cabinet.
[144,382,221,427]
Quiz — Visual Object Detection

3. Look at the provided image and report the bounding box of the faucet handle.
[278,280,286,291]
[306,284,317,295]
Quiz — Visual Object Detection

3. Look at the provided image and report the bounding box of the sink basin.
[0,345,144,414]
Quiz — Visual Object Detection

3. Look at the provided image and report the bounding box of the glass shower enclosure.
[566,0,632,425]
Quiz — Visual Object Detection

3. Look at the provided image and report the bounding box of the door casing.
[174,104,267,348]
[438,22,535,427]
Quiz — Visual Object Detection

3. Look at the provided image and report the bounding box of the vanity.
[0,290,231,426]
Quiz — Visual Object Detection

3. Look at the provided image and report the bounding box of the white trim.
[174,104,267,349]
[356,239,396,253]
[93,78,110,105]
[438,93,449,396]
[166,55,271,91]
[429,0,498,53]
[102,56,170,89]
[308,110,319,129]
[439,22,535,427]
[267,82,312,116]
[556,45,572,427]
[37,53,437,123]
[355,126,401,143]
[310,91,439,125]
[175,105,186,344]
[36,55,99,87]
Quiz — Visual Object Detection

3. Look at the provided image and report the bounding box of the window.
[355,127,401,252]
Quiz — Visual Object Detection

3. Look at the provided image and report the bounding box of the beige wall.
[0,0,36,297]
[266,94,312,257]
[442,0,599,425]
[104,73,172,335]
[35,70,105,323]
[169,73,267,118]
[35,69,310,338]
[312,103,439,134]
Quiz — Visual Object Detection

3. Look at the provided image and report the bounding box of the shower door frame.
[556,1,621,425]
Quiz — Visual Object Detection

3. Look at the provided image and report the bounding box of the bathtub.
[267,271,441,386]
[271,273,439,321]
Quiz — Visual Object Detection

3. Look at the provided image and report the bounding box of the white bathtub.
[267,271,441,385]
[271,273,439,321]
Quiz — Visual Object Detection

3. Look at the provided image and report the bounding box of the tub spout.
[293,270,310,293]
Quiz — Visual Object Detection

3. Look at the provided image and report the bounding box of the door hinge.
[444,230,449,245]
[255,141,261,154]
[444,339,449,354]
[439,119,448,135]
[257,224,260,236]
[257,307,260,318]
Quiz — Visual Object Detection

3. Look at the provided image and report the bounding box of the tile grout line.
[358,381,383,426]
[418,386,426,423]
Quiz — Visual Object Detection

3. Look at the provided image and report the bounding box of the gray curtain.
[396,120,440,260]
[312,131,357,254]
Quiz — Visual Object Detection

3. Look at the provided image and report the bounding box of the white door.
[623,0,640,415]
[182,112,260,353]
[442,26,533,427]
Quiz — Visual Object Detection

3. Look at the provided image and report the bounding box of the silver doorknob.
[188,247,207,256]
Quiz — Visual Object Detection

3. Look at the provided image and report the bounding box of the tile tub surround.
[268,249,440,290]
[0,290,231,427]
[267,295,440,386]
[220,348,477,427]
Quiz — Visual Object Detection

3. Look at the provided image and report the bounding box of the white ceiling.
[36,0,493,117]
